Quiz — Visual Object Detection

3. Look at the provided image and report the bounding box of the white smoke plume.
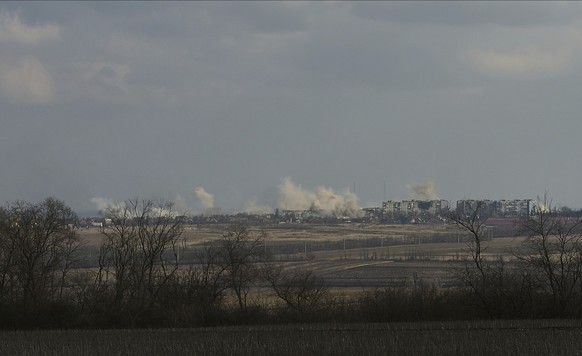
[151,205,178,218]
[244,198,273,215]
[277,177,316,211]
[194,187,214,210]
[172,194,190,215]
[277,177,363,217]
[534,197,552,213]
[90,197,124,215]
[406,178,439,200]
[194,187,221,215]
[91,196,184,218]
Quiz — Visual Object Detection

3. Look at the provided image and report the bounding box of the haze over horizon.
[2,2,582,213]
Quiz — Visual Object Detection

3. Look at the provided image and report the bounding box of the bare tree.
[0,198,82,309]
[516,194,582,316]
[97,198,185,312]
[450,196,581,318]
[449,201,499,317]
[219,224,267,311]
[450,201,489,275]
[189,246,229,309]
[0,207,18,305]
[164,246,230,325]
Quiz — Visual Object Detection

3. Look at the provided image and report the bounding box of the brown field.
[2,320,582,355]
[78,223,524,290]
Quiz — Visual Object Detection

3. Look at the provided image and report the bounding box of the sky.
[1,2,582,215]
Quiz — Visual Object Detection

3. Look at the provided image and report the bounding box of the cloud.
[94,63,131,89]
[0,57,55,104]
[4,2,582,213]
[0,12,59,44]
[351,2,582,27]
[201,2,310,34]
[59,61,134,107]
[465,46,569,76]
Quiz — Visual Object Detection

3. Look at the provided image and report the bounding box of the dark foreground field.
[2,320,582,356]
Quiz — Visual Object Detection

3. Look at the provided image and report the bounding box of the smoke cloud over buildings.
[277,177,363,217]
[193,186,222,216]
[90,197,121,214]
[172,194,190,215]
[277,177,316,211]
[243,198,273,215]
[406,178,439,200]
[89,178,370,218]
[194,187,214,210]
[90,196,181,217]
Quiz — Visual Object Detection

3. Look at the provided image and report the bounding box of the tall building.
[382,200,449,216]
[456,199,533,218]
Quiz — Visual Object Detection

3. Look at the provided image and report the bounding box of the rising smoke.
[406,178,439,200]
[173,194,190,215]
[90,178,365,218]
[277,177,363,217]
[91,187,219,217]
[90,197,124,214]
[194,187,214,210]
[534,199,551,213]
[277,177,316,211]
[90,196,180,217]
[244,198,273,215]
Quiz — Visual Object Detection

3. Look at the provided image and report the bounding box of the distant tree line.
[0,196,580,329]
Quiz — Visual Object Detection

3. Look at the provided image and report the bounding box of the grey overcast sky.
[1,1,582,214]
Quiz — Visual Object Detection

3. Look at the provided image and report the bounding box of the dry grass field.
[2,320,582,355]
[3,222,573,354]
[78,222,523,290]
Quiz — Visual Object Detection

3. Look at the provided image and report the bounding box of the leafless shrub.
[263,263,330,320]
